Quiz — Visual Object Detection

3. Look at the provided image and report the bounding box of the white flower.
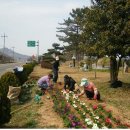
[69,91,72,94]
[65,94,69,100]
[80,102,83,105]
[83,112,86,115]
[82,103,86,106]
[65,93,69,98]
[85,118,93,125]
[63,91,67,95]
[87,121,93,125]
[73,104,77,108]
[65,97,69,100]
[92,123,99,129]
[69,91,74,94]
[73,94,78,99]
[85,118,90,122]
[77,99,80,102]
[102,126,108,129]
[73,101,76,104]
[73,95,76,99]
[94,116,99,120]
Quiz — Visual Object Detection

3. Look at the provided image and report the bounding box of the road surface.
[0,62,25,77]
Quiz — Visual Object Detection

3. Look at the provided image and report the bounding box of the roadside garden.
[2,62,130,128]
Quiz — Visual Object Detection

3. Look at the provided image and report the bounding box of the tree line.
[56,0,130,86]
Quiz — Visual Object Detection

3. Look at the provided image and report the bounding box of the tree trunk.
[110,56,118,83]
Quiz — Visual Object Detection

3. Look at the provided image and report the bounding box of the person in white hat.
[77,78,100,100]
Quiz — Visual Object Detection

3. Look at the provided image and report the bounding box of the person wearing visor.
[77,78,100,100]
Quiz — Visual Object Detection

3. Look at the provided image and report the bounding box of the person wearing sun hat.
[77,78,100,100]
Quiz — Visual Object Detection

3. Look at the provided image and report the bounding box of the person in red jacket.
[77,78,100,100]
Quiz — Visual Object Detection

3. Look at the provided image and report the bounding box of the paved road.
[0,62,25,77]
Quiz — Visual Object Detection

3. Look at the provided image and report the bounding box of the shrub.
[0,82,11,126]
[15,63,36,85]
[0,72,20,126]
[0,72,20,96]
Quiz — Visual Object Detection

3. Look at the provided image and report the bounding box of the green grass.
[93,71,130,122]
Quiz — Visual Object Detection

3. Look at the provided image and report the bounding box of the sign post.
[27,41,36,47]
[27,40,39,63]
[36,40,39,63]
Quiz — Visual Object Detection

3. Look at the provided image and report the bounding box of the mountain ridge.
[0,48,30,61]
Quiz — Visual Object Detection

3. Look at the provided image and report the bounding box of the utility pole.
[12,47,15,62]
[36,40,39,63]
[1,33,8,62]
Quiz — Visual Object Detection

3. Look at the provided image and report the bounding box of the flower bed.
[48,84,130,128]
[61,90,130,128]
[49,89,86,128]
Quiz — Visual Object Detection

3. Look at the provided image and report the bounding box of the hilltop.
[0,48,30,62]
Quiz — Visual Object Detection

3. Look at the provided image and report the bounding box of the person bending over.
[64,75,79,92]
[37,74,53,94]
[77,78,100,100]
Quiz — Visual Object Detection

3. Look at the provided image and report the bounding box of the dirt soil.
[30,65,64,128]
[30,62,130,128]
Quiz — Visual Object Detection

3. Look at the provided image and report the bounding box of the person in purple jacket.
[37,74,53,93]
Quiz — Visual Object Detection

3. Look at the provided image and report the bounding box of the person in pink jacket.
[77,78,100,100]
[37,74,53,93]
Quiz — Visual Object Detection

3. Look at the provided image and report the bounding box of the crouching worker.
[77,78,100,100]
[64,75,80,93]
[37,74,53,94]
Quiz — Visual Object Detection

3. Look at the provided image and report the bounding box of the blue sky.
[0,0,91,56]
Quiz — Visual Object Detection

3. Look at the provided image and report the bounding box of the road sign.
[27,41,36,47]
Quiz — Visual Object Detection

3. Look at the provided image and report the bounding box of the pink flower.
[105,118,112,124]
[93,105,98,110]
[106,109,112,113]
[66,103,71,108]
[124,123,130,128]
[72,122,76,127]
[82,125,87,128]
[101,104,106,108]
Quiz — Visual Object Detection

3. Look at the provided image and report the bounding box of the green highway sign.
[27,41,36,47]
